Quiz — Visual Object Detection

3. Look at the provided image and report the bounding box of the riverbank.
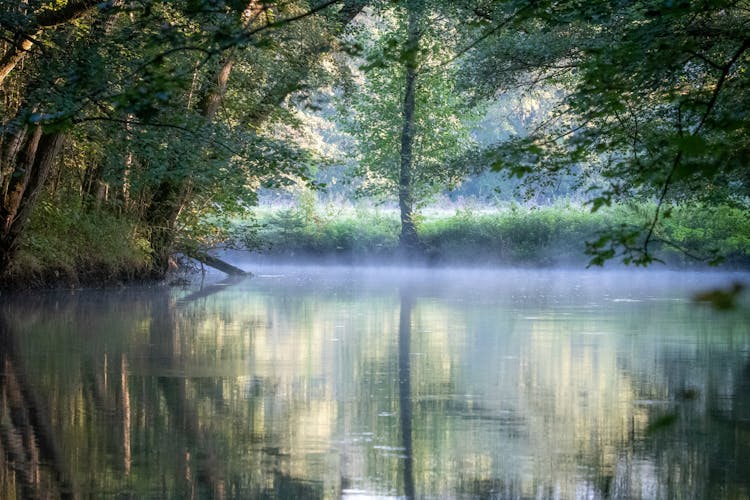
[2,203,153,289]
[241,203,750,268]
[4,202,749,289]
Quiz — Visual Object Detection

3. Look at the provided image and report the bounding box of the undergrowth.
[241,202,750,268]
[9,199,153,286]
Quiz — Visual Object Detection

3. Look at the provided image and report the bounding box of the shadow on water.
[148,285,325,499]
[627,350,750,499]
[1,284,324,499]
[176,273,250,306]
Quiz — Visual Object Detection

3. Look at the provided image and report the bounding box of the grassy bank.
[7,200,748,289]
[243,202,750,268]
[5,201,153,288]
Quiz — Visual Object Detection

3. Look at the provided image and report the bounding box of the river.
[1,266,749,498]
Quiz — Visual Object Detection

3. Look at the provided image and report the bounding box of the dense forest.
[1,0,749,285]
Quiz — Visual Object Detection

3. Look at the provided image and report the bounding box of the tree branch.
[73,116,239,155]
[642,38,750,256]
[425,1,535,73]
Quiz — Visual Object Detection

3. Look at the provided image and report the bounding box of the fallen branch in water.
[185,250,248,276]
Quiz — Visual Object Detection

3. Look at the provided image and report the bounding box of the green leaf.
[675,135,706,155]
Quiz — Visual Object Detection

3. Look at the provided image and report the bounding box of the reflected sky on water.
[1,266,749,499]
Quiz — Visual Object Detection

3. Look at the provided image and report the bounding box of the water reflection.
[398,290,415,500]
[0,268,748,498]
[0,313,75,499]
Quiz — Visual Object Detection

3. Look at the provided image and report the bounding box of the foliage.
[253,192,401,258]
[1,0,361,278]
[2,0,749,280]
[338,3,479,204]
[9,197,152,285]
[242,202,750,267]
[468,0,750,265]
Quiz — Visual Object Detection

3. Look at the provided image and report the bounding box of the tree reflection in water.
[398,289,415,499]
[0,269,748,498]
[0,311,75,499]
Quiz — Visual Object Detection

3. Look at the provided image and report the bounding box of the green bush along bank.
[5,200,153,288]
[9,201,748,288]
[245,203,750,268]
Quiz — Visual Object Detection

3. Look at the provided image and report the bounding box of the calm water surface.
[1,266,749,499]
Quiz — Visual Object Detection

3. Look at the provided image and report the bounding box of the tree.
[466,0,750,265]
[0,0,366,278]
[137,0,366,274]
[0,0,109,274]
[566,0,750,265]
[340,0,478,251]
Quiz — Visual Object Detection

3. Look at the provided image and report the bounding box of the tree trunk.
[398,3,421,252]
[186,250,248,276]
[0,128,66,275]
[144,178,186,277]
[143,0,366,277]
[200,56,234,120]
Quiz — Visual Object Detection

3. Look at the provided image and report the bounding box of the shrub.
[10,199,153,285]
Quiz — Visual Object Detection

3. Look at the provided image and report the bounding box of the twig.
[642,38,750,255]
[423,1,535,73]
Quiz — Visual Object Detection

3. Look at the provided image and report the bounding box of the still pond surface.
[1,266,749,499]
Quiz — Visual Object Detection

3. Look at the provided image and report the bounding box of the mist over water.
[2,262,749,498]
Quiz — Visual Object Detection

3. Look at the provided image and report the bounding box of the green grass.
[240,202,750,268]
[11,198,747,287]
[10,199,153,286]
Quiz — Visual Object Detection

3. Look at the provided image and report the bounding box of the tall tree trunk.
[0,127,66,275]
[398,3,421,252]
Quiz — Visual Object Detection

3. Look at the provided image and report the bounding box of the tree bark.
[144,178,186,276]
[398,3,421,252]
[0,129,66,275]
[200,56,234,120]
